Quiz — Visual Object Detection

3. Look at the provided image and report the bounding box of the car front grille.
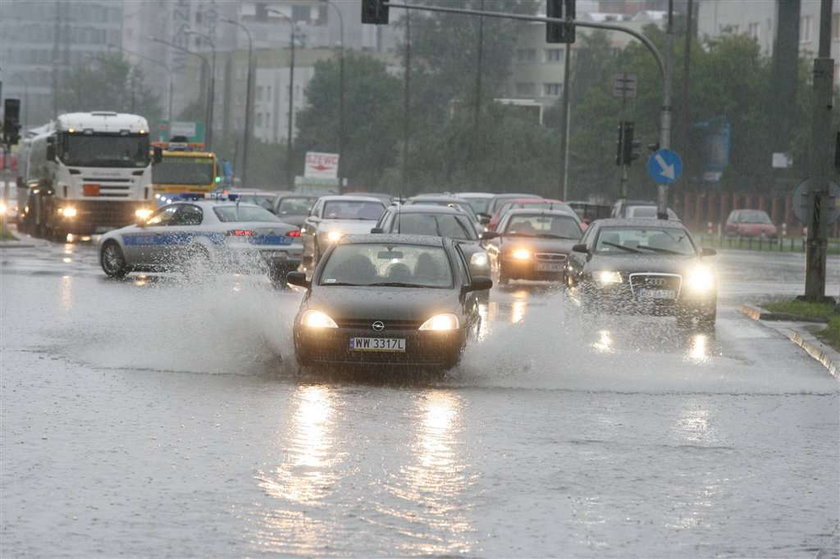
[535,252,567,262]
[628,273,682,297]
[334,318,424,331]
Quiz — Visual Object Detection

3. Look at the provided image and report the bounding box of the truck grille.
[75,201,145,228]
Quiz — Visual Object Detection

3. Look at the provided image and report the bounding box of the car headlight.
[511,248,531,260]
[419,313,460,331]
[0,202,7,216]
[470,251,489,268]
[595,270,622,286]
[300,310,338,329]
[58,206,77,218]
[686,265,715,293]
[326,230,343,243]
[135,208,153,220]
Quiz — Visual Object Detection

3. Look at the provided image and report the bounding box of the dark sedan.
[288,235,491,370]
[271,193,319,227]
[483,209,583,285]
[566,219,717,329]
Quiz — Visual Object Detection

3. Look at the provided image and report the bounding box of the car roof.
[455,192,493,198]
[408,195,467,201]
[339,234,447,247]
[501,197,563,205]
[319,195,386,203]
[386,204,465,215]
[594,218,686,229]
[491,193,541,199]
[504,208,578,217]
[173,200,266,209]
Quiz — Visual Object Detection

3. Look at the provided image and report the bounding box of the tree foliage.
[57,52,163,124]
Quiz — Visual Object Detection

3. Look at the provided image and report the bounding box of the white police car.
[98,199,302,282]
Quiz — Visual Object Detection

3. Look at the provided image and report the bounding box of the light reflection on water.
[59,275,73,313]
[252,385,341,555]
[386,390,475,556]
[686,334,711,364]
[591,329,615,354]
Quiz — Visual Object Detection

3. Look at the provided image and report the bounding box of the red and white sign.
[304,152,340,179]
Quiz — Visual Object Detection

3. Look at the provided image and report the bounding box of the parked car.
[372,203,491,278]
[724,209,778,239]
[98,200,302,283]
[301,195,387,266]
[483,209,583,285]
[272,193,319,227]
[566,218,717,329]
[288,234,491,371]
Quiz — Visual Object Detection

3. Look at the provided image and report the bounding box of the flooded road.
[2,239,838,557]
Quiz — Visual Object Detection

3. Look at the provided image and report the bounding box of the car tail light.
[287,229,301,237]
[226,229,256,237]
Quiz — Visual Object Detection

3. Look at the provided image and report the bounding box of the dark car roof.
[385,204,464,215]
[407,195,467,202]
[594,218,687,229]
[338,234,447,247]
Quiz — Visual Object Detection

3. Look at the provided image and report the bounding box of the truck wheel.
[101,241,128,278]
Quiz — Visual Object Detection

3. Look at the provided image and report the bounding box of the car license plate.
[638,288,676,299]
[535,262,564,272]
[349,337,406,352]
[262,250,288,260]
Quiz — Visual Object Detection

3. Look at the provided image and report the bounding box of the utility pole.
[803,0,835,302]
[267,9,298,189]
[656,0,675,220]
[222,18,253,188]
[559,43,572,201]
[401,11,411,199]
[680,0,693,154]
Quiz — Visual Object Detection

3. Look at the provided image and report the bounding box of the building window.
[516,48,537,62]
[256,113,263,128]
[833,13,840,40]
[545,48,563,62]
[801,16,812,42]
[543,82,562,96]
[515,82,536,96]
[748,22,759,41]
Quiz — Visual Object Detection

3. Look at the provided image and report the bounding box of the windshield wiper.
[636,246,684,255]
[320,281,363,287]
[601,241,642,253]
[537,233,578,239]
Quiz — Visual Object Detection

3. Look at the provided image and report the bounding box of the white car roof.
[319,195,385,204]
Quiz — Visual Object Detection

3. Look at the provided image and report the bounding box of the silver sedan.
[98,201,303,282]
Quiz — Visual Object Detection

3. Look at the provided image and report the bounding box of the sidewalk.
[740,304,840,379]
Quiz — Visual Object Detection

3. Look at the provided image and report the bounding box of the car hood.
[585,253,701,274]
[304,286,460,321]
[318,219,379,235]
[501,237,579,253]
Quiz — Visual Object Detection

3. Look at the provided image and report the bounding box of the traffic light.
[362,0,389,24]
[3,98,21,146]
[546,0,575,44]
[615,121,640,166]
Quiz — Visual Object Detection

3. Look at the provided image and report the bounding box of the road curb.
[740,305,840,380]
[738,304,829,323]
[0,242,36,249]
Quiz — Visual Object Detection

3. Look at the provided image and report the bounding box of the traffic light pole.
[381,2,670,202]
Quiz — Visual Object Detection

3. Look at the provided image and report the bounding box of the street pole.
[267,9,297,189]
[222,18,253,188]
[184,30,216,150]
[402,10,411,198]
[559,42,572,201]
[656,0,675,220]
[804,0,835,301]
[320,0,345,190]
[680,0,693,155]
[474,0,484,130]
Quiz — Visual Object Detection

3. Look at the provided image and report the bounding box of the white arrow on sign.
[654,153,676,179]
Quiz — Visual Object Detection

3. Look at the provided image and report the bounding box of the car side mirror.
[465,276,493,292]
[700,247,717,257]
[286,271,310,288]
[46,137,56,161]
[152,146,163,164]
[479,231,499,241]
[572,243,589,253]
[371,227,384,234]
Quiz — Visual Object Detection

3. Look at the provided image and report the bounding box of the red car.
[724,209,778,239]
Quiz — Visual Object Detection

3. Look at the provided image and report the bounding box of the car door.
[122,205,180,266]
[566,223,596,287]
[168,204,205,256]
[302,200,323,262]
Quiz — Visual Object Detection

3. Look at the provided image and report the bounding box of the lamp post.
[183,29,216,151]
[267,8,297,189]
[221,18,253,187]
[108,43,174,122]
[319,0,345,188]
[149,36,211,143]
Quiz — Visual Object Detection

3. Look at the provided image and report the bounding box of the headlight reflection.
[686,333,711,363]
[591,329,614,353]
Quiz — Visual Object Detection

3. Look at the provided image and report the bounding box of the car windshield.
[235,194,274,210]
[277,197,315,214]
[594,227,696,255]
[739,210,772,224]
[213,205,282,223]
[461,197,491,214]
[323,200,385,220]
[60,133,150,168]
[627,206,679,219]
[319,244,453,288]
[504,214,582,239]
[391,213,477,239]
[153,157,214,185]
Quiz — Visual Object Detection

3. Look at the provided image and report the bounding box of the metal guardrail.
[695,233,840,254]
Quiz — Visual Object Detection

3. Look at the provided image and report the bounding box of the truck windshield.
[60,134,150,168]
[153,157,215,185]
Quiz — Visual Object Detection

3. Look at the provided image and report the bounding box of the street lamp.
[149,36,211,145]
[267,8,297,189]
[108,43,174,122]
[221,18,254,188]
[183,29,217,151]
[319,0,345,189]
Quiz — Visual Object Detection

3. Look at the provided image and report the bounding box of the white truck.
[22,112,155,239]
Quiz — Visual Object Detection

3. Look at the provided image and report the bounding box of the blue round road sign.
[647,149,683,184]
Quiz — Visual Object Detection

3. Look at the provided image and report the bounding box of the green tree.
[296,53,403,188]
[57,52,163,124]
